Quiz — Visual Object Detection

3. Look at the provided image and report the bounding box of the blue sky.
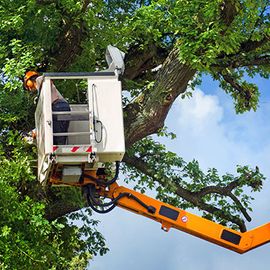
[89,75,270,269]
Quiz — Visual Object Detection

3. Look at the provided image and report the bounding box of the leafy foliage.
[0,132,108,269]
[124,135,265,230]
[0,0,269,268]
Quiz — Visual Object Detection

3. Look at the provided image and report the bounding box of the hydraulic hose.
[84,184,156,215]
[82,161,120,186]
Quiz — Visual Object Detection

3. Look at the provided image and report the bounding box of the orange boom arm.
[81,177,270,254]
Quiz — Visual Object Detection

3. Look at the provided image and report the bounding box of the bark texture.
[124,47,196,147]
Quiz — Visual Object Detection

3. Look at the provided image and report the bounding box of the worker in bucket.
[23,71,70,145]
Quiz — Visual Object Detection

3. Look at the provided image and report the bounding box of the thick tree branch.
[124,47,196,147]
[45,200,82,221]
[241,36,270,54]
[219,0,240,26]
[212,55,270,69]
[44,0,91,70]
[219,72,253,109]
[214,34,270,66]
[124,44,169,80]
[221,73,246,93]
[123,154,248,232]
[195,186,251,222]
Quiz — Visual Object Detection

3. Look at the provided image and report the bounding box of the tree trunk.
[124,47,196,147]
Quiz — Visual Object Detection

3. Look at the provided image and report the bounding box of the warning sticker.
[181,216,188,223]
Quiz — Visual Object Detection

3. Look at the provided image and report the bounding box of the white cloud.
[177,89,223,133]
[164,88,270,176]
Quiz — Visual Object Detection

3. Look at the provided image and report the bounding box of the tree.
[0,0,269,268]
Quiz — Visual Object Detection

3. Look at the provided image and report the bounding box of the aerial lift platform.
[36,45,125,184]
[35,46,270,254]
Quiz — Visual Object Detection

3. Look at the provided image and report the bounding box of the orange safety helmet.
[23,70,39,91]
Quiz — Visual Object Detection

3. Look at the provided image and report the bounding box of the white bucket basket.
[35,72,125,184]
